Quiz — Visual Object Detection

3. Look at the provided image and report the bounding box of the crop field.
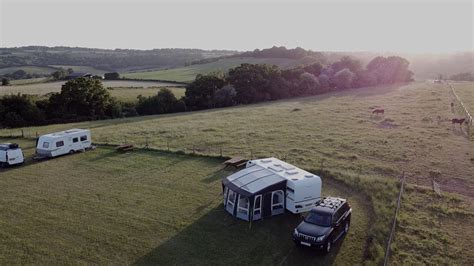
[3,81,474,264]
[452,82,474,114]
[0,138,370,264]
[0,80,185,101]
[121,57,313,82]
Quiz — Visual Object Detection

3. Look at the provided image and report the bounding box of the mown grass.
[0,138,370,264]
[121,57,308,82]
[3,81,473,264]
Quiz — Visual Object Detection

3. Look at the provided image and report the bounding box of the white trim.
[237,195,249,215]
[227,189,236,209]
[223,187,229,206]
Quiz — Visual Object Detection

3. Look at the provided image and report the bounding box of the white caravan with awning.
[222,158,322,221]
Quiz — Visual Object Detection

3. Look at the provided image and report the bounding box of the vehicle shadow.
[133,207,343,265]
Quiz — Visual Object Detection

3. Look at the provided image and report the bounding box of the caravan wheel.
[69,150,75,155]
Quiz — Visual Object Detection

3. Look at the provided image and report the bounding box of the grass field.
[2,81,473,264]
[0,138,370,264]
[0,66,57,76]
[49,65,108,75]
[121,57,313,82]
[0,80,185,101]
[452,82,474,115]
[9,77,52,85]
[108,87,185,102]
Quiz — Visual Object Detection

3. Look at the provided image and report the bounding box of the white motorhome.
[222,157,322,221]
[0,143,24,166]
[36,129,92,158]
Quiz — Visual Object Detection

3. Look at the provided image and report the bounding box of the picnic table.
[223,156,248,168]
[116,144,134,152]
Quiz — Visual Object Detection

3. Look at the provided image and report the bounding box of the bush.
[332,68,355,90]
[213,85,237,107]
[104,72,120,80]
[1,78,10,86]
[136,88,179,115]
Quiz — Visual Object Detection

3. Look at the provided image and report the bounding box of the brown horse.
[372,108,384,115]
[452,118,466,127]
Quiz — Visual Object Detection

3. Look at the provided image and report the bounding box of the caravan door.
[262,193,272,217]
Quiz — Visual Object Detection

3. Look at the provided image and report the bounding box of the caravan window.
[227,189,236,208]
[254,195,262,215]
[73,138,79,143]
[271,190,284,210]
[56,141,64,147]
[237,195,249,216]
[223,187,229,205]
[80,135,88,141]
[42,142,50,149]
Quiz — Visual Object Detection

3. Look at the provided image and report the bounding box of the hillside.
[5,81,473,264]
[121,57,319,82]
[0,46,237,72]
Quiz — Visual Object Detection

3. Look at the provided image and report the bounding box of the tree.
[51,68,69,80]
[332,68,355,90]
[331,56,362,74]
[104,72,120,80]
[136,88,179,115]
[227,63,282,104]
[1,78,10,86]
[0,94,45,128]
[318,74,330,91]
[297,72,320,95]
[185,74,225,110]
[47,77,116,120]
[366,56,413,84]
[213,85,237,107]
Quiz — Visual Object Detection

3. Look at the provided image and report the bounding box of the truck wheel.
[344,221,350,234]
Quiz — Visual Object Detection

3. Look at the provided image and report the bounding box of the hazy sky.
[1,0,472,52]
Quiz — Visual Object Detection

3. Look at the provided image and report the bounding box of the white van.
[0,143,24,167]
[36,129,92,158]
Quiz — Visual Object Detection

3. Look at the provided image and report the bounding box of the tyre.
[344,221,350,234]
[69,150,75,155]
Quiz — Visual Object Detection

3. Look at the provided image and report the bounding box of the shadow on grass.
[133,207,343,265]
[201,167,233,184]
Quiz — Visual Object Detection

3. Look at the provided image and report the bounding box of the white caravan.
[36,129,92,158]
[0,143,24,166]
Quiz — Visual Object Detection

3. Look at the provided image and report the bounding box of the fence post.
[220,146,223,157]
[145,137,149,149]
[192,144,195,154]
[167,140,170,151]
[21,129,24,138]
[250,149,253,160]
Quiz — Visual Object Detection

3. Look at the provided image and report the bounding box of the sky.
[0,0,472,53]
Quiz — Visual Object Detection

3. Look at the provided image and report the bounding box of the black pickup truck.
[292,197,351,253]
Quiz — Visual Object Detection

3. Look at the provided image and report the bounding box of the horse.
[451,118,466,127]
[372,108,384,115]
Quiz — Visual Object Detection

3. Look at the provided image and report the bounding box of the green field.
[49,65,108,75]
[0,138,370,264]
[0,80,185,101]
[121,57,314,82]
[0,66,57,76]
[2,81,473,264]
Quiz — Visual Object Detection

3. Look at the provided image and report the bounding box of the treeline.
[236,46,325,60]
[0,55,413,128]
[183,55,413,110]
[449,72,474,81]
[0,46,237,71]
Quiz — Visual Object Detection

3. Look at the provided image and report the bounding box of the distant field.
[0,66,57,75]
[452,82,474,115]
[0,138,369,264]
[0,80,185,101]
[7,81,474,264]
[121,57,313,82]
[49,65,108,75]
[9,77,52,85]
[109,87,185,102]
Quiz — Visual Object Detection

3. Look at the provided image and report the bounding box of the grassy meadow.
[0,138,370,265]
[452,82,474,115]
[2,81,473,264]
[0,80,185,102]
[121,57,313,82]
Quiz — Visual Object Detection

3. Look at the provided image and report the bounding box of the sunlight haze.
[1,0,472,52]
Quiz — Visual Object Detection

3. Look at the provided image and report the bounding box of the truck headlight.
[294,229,298,235]
[316,236,325,242]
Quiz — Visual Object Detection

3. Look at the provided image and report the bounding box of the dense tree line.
[0,55,413,128]
[449,72,474,81]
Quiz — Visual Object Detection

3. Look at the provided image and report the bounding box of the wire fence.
[448,82,473,140]
[384,171,406,266]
